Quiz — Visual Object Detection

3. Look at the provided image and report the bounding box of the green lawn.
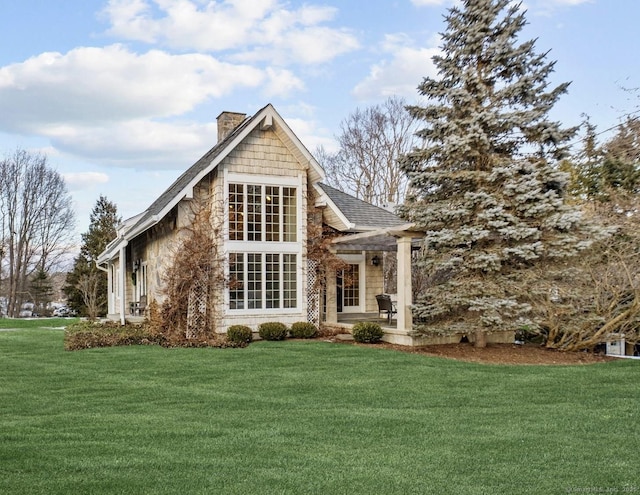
[0,317,79,330]
[1,325,638,495]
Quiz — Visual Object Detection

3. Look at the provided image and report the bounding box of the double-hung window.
[227,179,300,311]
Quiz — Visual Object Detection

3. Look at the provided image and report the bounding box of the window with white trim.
[228,183,297,242]
[229,252,298,310]
[139,263,148,297]
[227,181,300,312]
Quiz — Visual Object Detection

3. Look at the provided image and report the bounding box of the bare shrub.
[160,196,225,343]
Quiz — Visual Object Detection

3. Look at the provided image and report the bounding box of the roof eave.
[313,183,354,232]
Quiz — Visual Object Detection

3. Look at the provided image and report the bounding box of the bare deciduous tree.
[0,148,75,317]
[519,192,639,351]
[77,271,101,320]
[317,96,417,208]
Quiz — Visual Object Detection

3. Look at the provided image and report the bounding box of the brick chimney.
[217,111,246,142]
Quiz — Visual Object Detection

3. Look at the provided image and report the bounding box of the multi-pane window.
[247,185,262,241]
[265,186,280,242]
[283,254,297,308]
[229,184,244,241]
[229,253,244,309]
[343,264,360,307]
[283,187,297,242]
[228,253,297,310]
[266,254,280,308]
[227,182,299,312]
[247,254,262,309]
[228,183,296,242]
[111,264,119,297]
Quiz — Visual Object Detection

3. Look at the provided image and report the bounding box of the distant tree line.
[0,148,119,319]
[0,149,75,317]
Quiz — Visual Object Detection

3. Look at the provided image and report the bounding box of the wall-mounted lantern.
[371,255,380,266]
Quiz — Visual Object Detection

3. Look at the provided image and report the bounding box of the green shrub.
[351,322,384,343]
[227,325,253,344]
[258,322,288,341]
[289,322,318,339]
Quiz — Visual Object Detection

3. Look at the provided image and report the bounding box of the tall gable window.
[283,187,297,242]
[228,183,297,242]
[226,178,301,313]
[229,184,244,241]
[247,185,262,241]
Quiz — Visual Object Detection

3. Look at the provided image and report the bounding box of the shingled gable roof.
[314,182,405,232]
[98,103,324,264]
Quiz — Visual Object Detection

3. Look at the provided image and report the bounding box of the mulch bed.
[332,339,616,365]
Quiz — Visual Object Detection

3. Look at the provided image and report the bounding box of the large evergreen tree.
[399,0,603,343]
[64,196,120,317]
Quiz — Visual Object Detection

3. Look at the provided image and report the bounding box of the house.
[97,104,438,345]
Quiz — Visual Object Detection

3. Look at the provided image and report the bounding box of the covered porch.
[324,223,428,346]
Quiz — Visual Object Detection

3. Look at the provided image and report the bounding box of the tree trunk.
[474,328,487,348]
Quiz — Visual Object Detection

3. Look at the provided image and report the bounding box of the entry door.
[337,263,361,313]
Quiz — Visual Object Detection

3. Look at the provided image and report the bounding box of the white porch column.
[396,236,413,332]
[325,271,338,324]
[119,245,127,325]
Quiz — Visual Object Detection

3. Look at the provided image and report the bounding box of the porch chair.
[376,294,397,324]
[129,295,147,316]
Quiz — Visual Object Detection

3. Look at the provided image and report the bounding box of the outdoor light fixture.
[133,259,140,271]
[371,255,380,266]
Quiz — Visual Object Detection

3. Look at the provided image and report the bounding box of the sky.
[0,0,639,245]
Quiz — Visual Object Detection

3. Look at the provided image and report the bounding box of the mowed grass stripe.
[1,329,638,494]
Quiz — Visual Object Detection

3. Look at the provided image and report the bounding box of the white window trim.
[223,171,302,244]
[136,262,148,300]
[223,170,304,314]
[225,252,302,315]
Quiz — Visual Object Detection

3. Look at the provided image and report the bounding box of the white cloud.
[0,0,362,172]
[352,34,440,101]
[262,68,305,98]
[103,0,279,50]
[101,0,359,65]
[285,117,336,153]
[63,171,110,191]
[50,120,218,169]
[0,43,312,168]
[0,44,272,132]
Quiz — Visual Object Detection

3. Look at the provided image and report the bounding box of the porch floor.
[337,312,397,330]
